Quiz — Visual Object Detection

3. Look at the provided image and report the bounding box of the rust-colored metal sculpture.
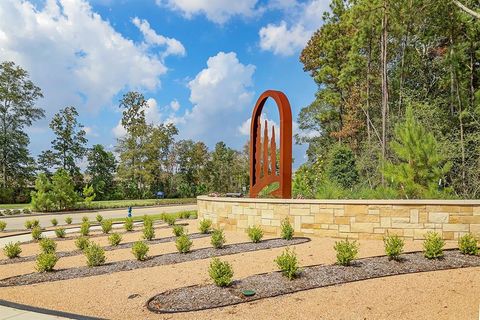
[249,90,292,198]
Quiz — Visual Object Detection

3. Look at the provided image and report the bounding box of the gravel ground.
[148,250,480,313]
[0,237,310,286]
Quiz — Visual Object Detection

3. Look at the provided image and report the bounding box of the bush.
[280,218,294,240]
[39,238,57,254]
[178,211,191,219]
[84,242,106,267]
[247,225,264,243]
[275,248,300,280]
[211,229,226,249]
[458,233,478,256]
[82,216,89,223]
[25,220,32,229]
[32,219,40,228]
[22,208,31,215]
[75,236,90,251]
[423,232,445,259]
[65,216,72,225]
[80,221,90,236]
[55,227,66,238]
[384,234,405,260]
[50,218,58,226]
[96,214,103,223]
[199,219,212,234]
[0,220,6,231]
[163,214,176,226]
[101,219,113,234]
[132,241,149,261]
[209,258,233,287]
[36,252,58,272]
[31,226,43,241]
[124,217,134,231]
[3,242,21,258]
[108,233,122,246]
[189,211,198,219]
[334,239,359,266]
[4,209,11,215]
[176,234,193,253]
[143,219,155,241]
[172,225,185,237]
[12,209,21,215]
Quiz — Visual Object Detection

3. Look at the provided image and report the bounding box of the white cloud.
[0,0,184,114]
[158,0,260,24]
[169,99,181,112]
[239,113,301,143]
[83,126,99,137]
[259,0,330,56]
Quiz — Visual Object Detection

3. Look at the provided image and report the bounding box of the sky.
[0,0,328,168]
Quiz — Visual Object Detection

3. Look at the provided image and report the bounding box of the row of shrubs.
[0,208,32,216]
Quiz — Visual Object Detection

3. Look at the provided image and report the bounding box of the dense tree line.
[294,0,480,199]
[0,61,248,204]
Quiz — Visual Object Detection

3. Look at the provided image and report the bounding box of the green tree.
[327,144,359,189]
[82,184,96,203]
[51,169,78,210]
[30,173,55,211]
[86,144,116,200]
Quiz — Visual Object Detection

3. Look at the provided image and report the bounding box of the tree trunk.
[381,0,389,184]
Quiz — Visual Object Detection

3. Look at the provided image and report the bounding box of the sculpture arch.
[249,90,292,199]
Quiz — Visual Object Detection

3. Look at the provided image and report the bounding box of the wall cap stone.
[197,196,480,206]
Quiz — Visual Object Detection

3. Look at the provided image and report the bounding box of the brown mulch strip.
[147,250,480,314]
[0,232,209,265]
[0,237,310,287]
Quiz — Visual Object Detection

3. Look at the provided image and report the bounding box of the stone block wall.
[197,196,480,240]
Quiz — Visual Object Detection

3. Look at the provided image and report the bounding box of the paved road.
[1,204,197,231]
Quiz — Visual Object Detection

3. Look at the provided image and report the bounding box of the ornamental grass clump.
[96,214,103,223]
[423,232,445,259]
[50,218,58,226]
[55,227,66,238]
[3,242,21,259]
[108,233,122,246]
[143,217,155,240]
[39,238,57,254]
[280,218,294,240]
[80,221,90,236]
[124,217,134,231]
[101,219,113,234]
[82,216,89,223]
[209,258,233,287]
[384,234,405,260]
[275,248,300,280]
[211,228,226,249]
[172,225,185,237]
[247,225,264,243]
[334,239,359,266]
[0,221,6,231]
[31,226,43,241]
[176,234,193,253]
[458,233,478,256]
[132,241,149,261]
[84,242,106,267]
[65,216,72,225]
[36,252,58,272]
[163,214,177,226]
[199,219,212,234]
[25,220,33,229]
[75,236,90,251]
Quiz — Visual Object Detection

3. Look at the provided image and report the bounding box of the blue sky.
[0,0,329,168]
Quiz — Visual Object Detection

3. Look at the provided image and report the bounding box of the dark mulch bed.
[147,250,480,313]
[0,237,310,287]
[0,231,208,266]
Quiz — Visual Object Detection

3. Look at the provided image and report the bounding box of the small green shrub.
[31,226,43,241]
[96,214,103,223]
[132,241,149,260]
[209,258,233,287]
[80,221,90,236]
[275,248,300,280]
[189,211,198,219]
[4,209,11,215]
[334,239,359,266]
[36,252,58,272]
[50,218,58,226]
[82,216,89,223]
[423,232,445,259]
[178,211,190,219]
[108,233,122,246]
[25,219,39,230]
[22,208,31,215]
[65,216,72,225]
[0,220,6,231]
[143,220,155,241]
[12,209,21,215]
[176,234,192,253]
[3,242,21,258]
[163,214,176,226]
[39,238,57,254]
[384,234,405,260]
[55,227,66,238]
[458,233,478,256]
[172,225,185,237]
[75,236,90,251]
[199,219,212,234]
[124,217,134,231]
[84,242,106,267]
[280,218,294,240]
[101,219,113,234]
[25,220,32,229]
[211,229,226,249]
[247,225,263,243]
